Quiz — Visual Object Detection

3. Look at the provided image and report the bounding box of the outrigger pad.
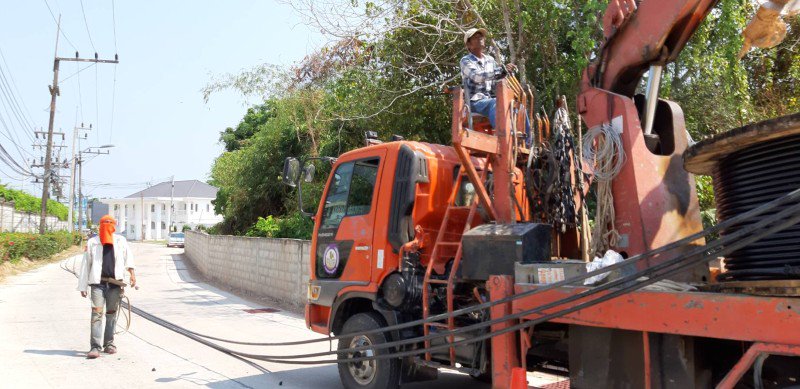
[460,223,552,280]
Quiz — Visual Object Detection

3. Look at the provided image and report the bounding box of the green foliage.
[219,102,277,152]
[245,212,314,239]
[181,225,192,232]
[0,184,69,221]
[0,231,82,262]
[206,0,799,236]
[695,175,717,231]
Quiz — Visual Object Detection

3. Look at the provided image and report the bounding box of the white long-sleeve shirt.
[76,234,135,292]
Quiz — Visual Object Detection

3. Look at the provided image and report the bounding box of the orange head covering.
[99,215,116,245]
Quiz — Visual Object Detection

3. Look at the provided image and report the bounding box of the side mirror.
[282,157,300,187]
[303,163,316,183]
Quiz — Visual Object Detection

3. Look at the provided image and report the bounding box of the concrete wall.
[184,231,311,307]
[0,201,69,232]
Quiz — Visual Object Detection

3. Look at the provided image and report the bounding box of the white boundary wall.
[0,202,69,232]
[184,231,311,307]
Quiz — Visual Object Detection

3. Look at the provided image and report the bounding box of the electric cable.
[124,200,800,365]
[0,70,36,159]
[59,63,96,84]
[0,47,37,140]
[169,197,800,363]
[42,0,78,51]
[79,0,97,53]
[147,187,800,350]
[55,191,800,365]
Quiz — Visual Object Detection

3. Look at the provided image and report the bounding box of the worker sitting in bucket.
[76,214,136,359]
[460,28,531,143]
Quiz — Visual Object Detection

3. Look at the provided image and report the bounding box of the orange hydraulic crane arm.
[585,0,719,97]
[587,0,798,97]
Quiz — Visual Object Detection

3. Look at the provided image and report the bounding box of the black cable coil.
[715,133,800,281]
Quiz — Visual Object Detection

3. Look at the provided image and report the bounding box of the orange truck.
[281,1,800,388]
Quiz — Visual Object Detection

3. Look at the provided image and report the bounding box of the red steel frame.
[488,275,800,389]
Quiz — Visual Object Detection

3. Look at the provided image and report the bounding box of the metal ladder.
[421,155,489,365]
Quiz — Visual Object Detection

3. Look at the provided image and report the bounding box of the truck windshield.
[320,158,379,229]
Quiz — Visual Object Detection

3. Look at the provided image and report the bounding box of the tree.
[204,0,800,236]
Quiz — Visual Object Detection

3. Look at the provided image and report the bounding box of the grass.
[0,245,83,283]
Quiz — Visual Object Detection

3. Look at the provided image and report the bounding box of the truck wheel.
[337,312,401,389]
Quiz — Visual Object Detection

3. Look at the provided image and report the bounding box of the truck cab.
[303,141,459,335]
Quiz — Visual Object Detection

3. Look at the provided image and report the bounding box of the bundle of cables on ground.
[102,186,800,366]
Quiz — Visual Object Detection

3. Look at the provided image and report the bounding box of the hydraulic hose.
[165,187,800,348]
[125,194,800,364]
[193,199,800,364]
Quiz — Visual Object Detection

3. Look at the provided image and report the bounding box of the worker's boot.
[87,348,100,359]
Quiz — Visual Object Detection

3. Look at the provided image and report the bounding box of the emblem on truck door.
[323,244,340,274]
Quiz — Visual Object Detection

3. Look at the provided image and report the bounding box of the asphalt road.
[0,242,562,388]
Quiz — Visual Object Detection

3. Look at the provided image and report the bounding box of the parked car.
[167,232,185,248]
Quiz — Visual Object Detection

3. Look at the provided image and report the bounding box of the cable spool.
[684,113,800,285]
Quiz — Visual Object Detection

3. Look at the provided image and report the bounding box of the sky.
[0,0,323,199]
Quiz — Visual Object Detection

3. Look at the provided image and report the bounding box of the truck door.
[315,152,384,284]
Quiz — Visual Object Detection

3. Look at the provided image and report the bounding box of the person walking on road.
[77,214,136,359]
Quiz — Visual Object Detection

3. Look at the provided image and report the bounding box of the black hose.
[211,200,800,363]
[230,202,800,364]
[127,198,800,364]
[156,186,800,348]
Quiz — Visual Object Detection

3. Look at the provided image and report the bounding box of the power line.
[0,95,33,159]
[0,83,35,161]
[78,0,97,53]
[0,77,36,146]
[109,65,116,141]
[75,62,84,123]
[0,56,37,138]
[111,0,118,52]
[0,47,38,136]
[94,64,100,142]
[0,141,34,176]
[41,0,77,51]
[109,0,118,141]
[0,112,33,162]
[59,62,95,84]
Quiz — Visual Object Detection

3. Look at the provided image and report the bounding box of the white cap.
[464,28,488,45]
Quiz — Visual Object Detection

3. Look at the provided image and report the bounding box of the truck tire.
[337,312,401,389]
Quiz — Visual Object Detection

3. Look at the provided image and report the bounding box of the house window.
[130,224,135,232]
[151,204,155,212]
[151,221,155,229]
[161,221,166,229]
[114,205,119,210]
[206,204,210,212]
[162,204,166,210]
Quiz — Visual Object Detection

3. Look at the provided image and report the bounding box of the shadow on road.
[204,366,491,389]
[24,349,84,357]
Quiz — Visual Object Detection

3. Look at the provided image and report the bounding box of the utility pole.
[39,16,119,234]
[140,190,144,240]
[68,124,92,232]
[77,147,112,232]
[78,151,83,231]
[170,176,175,232]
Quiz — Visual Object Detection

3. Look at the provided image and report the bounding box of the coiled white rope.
[582,123,625,181]
[582,124,626,256]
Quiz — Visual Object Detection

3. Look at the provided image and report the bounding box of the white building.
[101,180,223,241]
